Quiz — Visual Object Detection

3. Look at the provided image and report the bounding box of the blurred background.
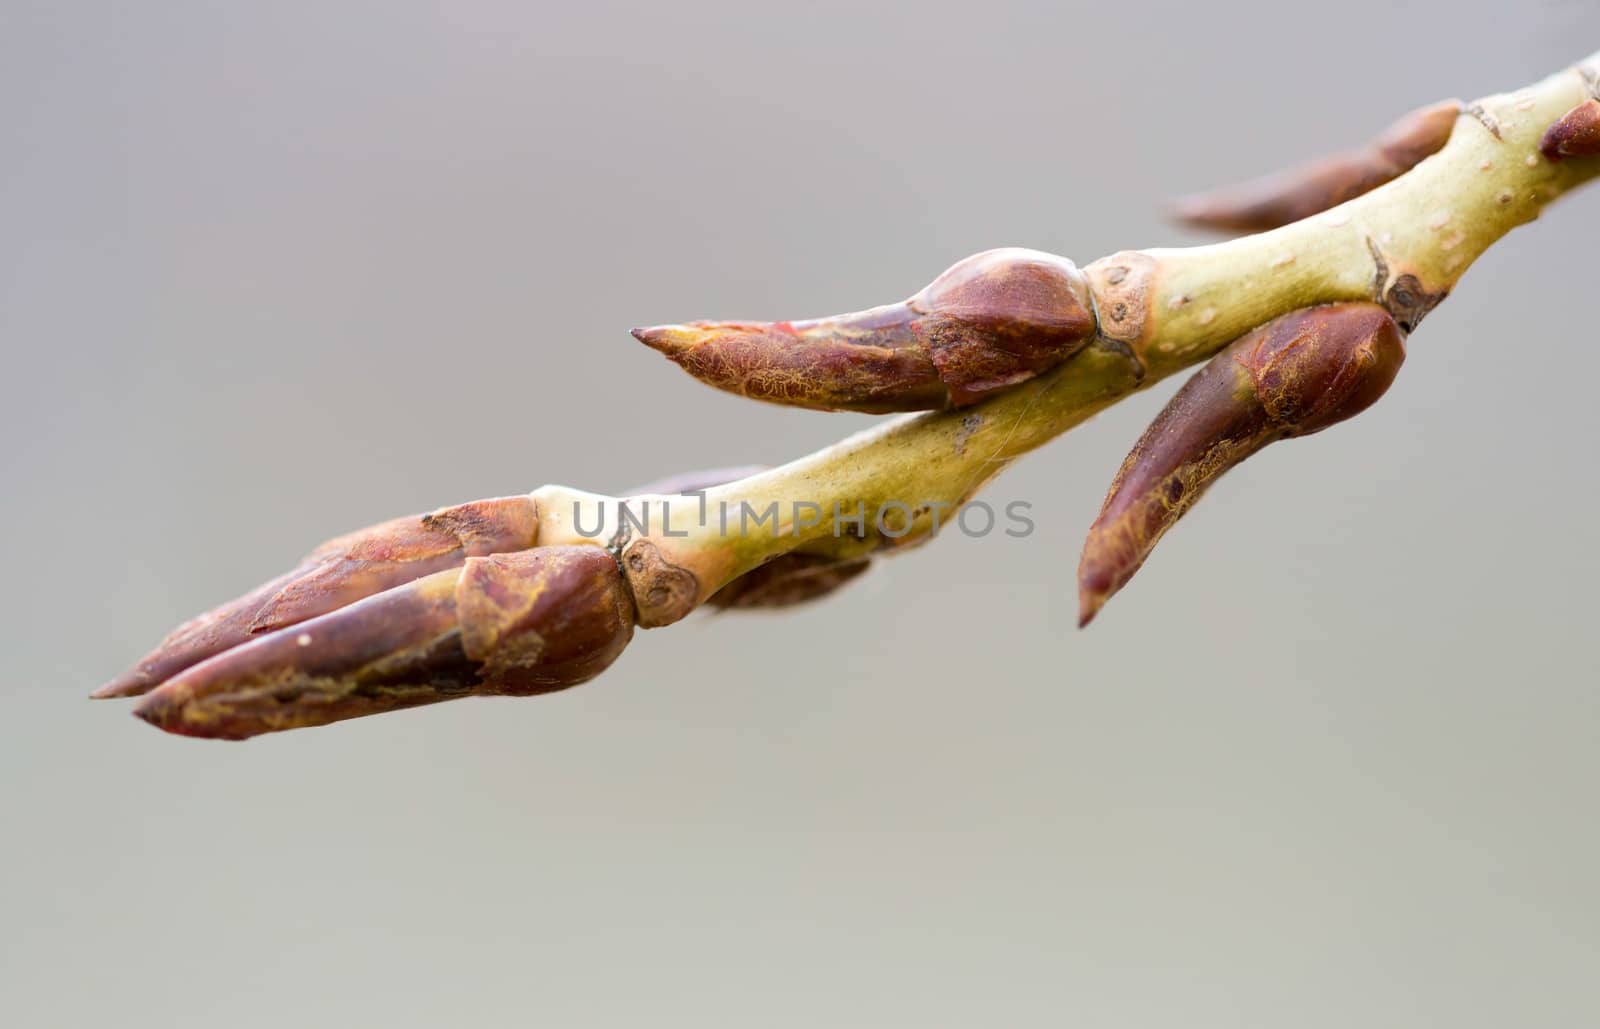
[4,2,1598,1025]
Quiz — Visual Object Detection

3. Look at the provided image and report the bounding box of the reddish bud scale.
[1173,100,1461,233]
[259,497,540,633]
[458,550,635,693]
[633,248,1096,413]
[94,495,539,698]
[1539,99,1600,160]
[634,306,947,414]
[132,546,634,740]
[1077,303,1405,626]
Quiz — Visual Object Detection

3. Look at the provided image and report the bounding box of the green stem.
[536,51,1600,627]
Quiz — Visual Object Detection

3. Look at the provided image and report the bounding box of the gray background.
[4,2,1597,1026]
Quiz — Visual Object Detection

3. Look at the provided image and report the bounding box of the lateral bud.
[632,247,1097,413]
[1077,303,1405,626]
[1539,98,1600,161]
[1173,100,1461,233]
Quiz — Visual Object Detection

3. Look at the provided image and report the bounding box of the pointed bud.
[94,495,539,698]
[1539,98,1600,160]
[132,546,634,740]
[633,307,948,414]
[1173,100,1461,233]
[1078,303,1405,625]
[633,248,1096,412]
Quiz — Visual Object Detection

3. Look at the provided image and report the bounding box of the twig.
[562,51,1600,627]
[100,50,1600,738]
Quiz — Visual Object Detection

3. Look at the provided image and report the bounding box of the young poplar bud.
[94,495,539,698]
[1077,303,1405,626]
[131,546,634,740]
[632,248,1096,412]
[1539,98,1600,160]
[1173,100,1461,233]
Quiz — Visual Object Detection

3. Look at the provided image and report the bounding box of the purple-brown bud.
[1077,303,1405,625]
[94,495,539,698]
[1539,98,1600,161]
[132,546,635,740]
[633,248,1096,412]
[1173,100,1461,233]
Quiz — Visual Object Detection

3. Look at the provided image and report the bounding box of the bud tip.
[91,672,152,699]
[130,689,191,737]
[631,324,696,357]
[1077,592,1103,629]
